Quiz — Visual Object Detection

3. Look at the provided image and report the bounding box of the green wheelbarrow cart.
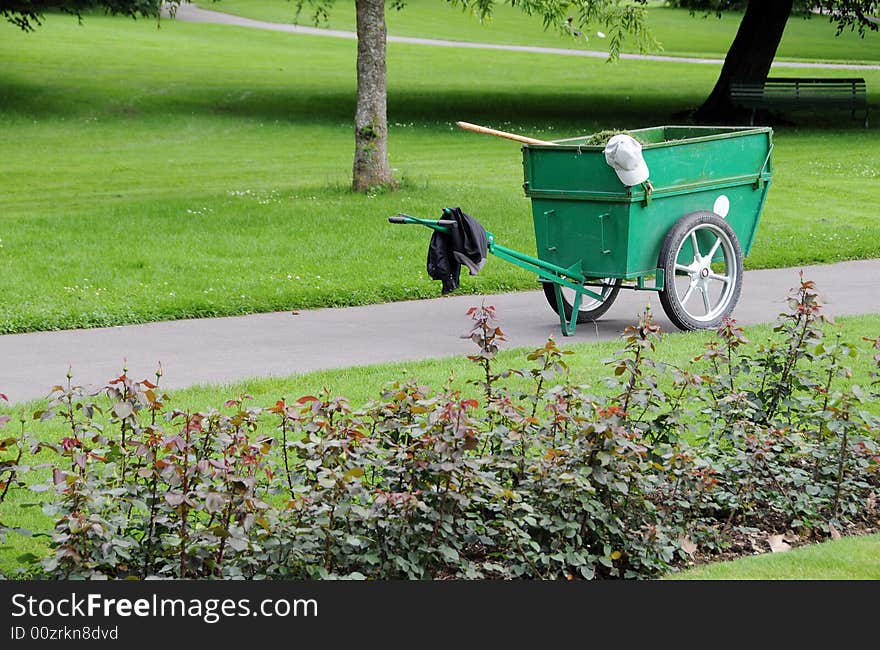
[390,125,773,335]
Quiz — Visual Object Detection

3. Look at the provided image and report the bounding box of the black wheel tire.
[657,211,743,331]
[542,278,622,324]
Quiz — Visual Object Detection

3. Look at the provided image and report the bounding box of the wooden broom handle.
[455,121,556,146]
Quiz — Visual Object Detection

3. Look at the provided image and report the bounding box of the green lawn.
[155,313,880,413]
[2,312,879,574]
[671,534,880,580]
[0,16,878,334]
[211,0,880,62]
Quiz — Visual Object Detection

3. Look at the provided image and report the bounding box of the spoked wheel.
[658,211,743,331]
[542,278,623,324]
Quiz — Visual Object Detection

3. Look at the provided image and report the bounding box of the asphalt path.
[2,259,879,404]
[167,3,880,71]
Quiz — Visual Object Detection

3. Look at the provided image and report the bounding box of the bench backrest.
[730,77,867,107]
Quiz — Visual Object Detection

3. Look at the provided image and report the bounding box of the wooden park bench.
[729,77,869,127]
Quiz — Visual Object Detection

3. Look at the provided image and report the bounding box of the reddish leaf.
[140,379,158,389]
[163,435,185,452]
[0,393,7,402]
[297,396,319,404]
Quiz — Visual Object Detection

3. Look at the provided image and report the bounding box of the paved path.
[2,259,879,404]
[169,3,880,71]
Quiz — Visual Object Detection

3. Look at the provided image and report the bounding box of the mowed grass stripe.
[671,534,880,580]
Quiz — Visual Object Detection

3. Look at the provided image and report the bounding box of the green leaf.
[113,402,133,419]
[204,492,225,514]
[164,492,184,506]
[439,546,459,562]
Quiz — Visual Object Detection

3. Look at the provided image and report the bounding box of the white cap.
[603,134,649,186]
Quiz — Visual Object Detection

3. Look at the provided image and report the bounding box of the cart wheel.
[542,278,622,324]
[658,211,743,331]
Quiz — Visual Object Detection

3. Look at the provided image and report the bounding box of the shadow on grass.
[3,74,873,132]
[0,74,709,126]
[0,63,880,129]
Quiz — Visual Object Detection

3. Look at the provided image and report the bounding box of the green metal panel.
[639,126,772,189]
[522,125,773,280]
[523,144,623,195]
[531,199,630,277]
[625,182,770,275]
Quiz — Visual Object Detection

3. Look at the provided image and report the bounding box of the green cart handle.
[388,210,609,336]
[387,214,456,232]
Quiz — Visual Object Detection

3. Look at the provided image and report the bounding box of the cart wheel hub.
[700,267,709,278]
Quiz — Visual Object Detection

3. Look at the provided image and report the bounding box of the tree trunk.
[693,0,793,123]
[353,0,394,191]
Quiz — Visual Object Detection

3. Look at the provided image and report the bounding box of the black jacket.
[426,207,488,294]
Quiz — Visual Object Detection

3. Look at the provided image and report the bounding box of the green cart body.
[391,125,773,335]
[523,125,772,282]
